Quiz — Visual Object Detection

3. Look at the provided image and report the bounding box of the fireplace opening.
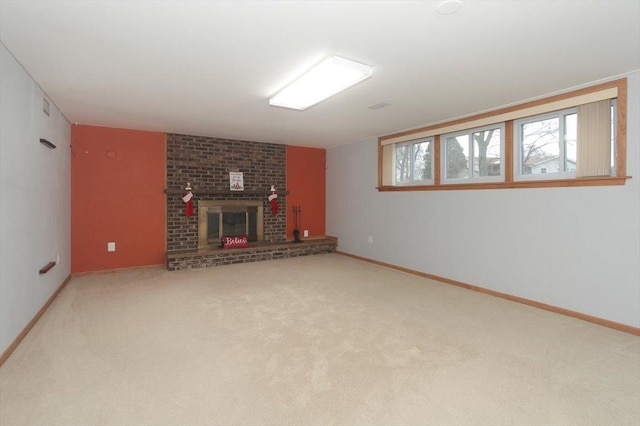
[206,207,259,243]
[199,200,263,249]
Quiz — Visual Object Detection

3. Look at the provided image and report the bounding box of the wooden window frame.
[378,78,629,191]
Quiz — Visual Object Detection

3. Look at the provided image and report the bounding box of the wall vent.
[368,102,391,110]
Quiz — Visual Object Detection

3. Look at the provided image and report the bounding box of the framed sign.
[229,172,244,191]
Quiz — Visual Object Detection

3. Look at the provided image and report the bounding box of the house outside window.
[442,124,504,183]
[515,108,577,180]
[395,138,433,184]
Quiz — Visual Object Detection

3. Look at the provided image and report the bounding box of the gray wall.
[0,43,71,354]
[327,71,640,328]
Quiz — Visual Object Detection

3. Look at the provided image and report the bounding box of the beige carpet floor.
[1,253,639,425]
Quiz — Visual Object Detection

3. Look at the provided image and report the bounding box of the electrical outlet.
[304,230,309,237]
[367,235,374,244]
[107,242,116,252]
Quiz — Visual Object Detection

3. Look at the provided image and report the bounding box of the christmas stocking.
[182,185,194,217]
[268,186,278,216]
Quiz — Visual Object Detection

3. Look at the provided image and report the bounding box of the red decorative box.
[222,235,249,249]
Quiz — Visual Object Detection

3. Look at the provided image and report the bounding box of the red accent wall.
[286,146,326,239]
[71,125,166,273]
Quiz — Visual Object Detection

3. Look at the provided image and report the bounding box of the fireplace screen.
[207,207,258,243]
[198,201,263,249]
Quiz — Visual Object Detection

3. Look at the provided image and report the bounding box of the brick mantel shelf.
[165,189,290,196]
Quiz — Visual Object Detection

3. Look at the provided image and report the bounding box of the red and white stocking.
[268,185,278,216]
[182,184,194,217]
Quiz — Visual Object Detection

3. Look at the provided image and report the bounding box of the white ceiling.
[1,1,639,149]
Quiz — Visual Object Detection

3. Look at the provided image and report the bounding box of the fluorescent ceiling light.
[269,56,372,110]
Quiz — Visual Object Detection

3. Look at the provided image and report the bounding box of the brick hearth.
[166,239,336,271]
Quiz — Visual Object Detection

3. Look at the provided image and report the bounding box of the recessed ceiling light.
[269,56,372,111]
[437,0,462,15]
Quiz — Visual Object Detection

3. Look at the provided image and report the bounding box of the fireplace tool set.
[292,205,303,243]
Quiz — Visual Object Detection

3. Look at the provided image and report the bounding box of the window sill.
[377,176,631,191]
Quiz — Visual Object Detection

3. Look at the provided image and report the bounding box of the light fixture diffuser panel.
[270,56,372,110]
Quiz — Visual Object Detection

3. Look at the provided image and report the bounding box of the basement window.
[441,124,504,183]
[395,138,434,185]
[378,78,628,191]
[515,108,578,179]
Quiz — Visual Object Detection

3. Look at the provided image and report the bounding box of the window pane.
[207,212,220,241]
[611,103,616,171]
[521,117,560,175]
[395,144,410,182]
[412,141,432,180]
[446,135,469,179]
[223,212,246,236]
[473,128,501,177]
[564,113,577,172]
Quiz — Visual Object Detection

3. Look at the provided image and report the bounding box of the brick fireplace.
[165,133,336,270]
[166,133,287,253]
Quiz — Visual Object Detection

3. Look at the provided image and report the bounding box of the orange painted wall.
[71,125,166,273]
[286,146,326,239]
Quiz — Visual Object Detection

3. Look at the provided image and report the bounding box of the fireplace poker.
[293,205,302,243]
